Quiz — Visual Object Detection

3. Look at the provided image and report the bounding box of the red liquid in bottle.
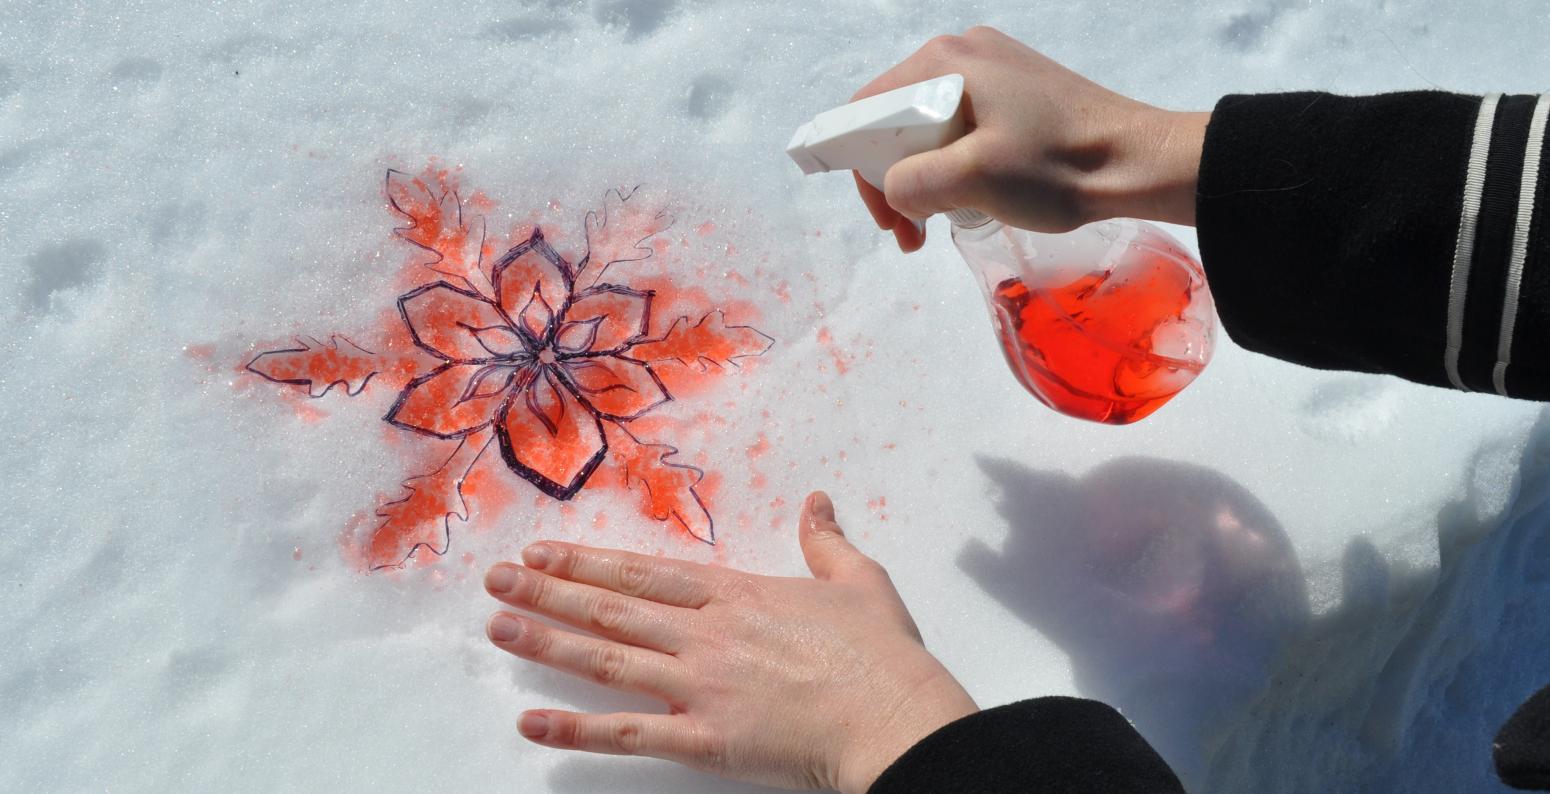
[989,248,1209,425]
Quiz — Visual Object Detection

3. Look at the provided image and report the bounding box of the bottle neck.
[945,207,991,228]
[950,216,1004,244]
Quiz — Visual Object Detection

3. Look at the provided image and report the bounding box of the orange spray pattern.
[237,165,773,570]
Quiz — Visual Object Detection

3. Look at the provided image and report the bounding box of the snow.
[3,1,1548,791]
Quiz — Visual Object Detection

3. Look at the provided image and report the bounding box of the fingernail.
[485,564,519,594]
[488,613,523,643]
[911,219,926,237]
[518,711,549,739]
[522,544,552,570]
[808,491,836,522]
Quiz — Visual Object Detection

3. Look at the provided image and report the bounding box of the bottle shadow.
[959,455,1312,781]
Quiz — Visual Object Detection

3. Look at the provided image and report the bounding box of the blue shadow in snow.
[959,455,1311,783]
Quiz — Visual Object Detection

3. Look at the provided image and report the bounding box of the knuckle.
[612,719,643,754]
[923,34,965,57]
[963,24,1000,40]
[855,557,889,579]
[525,624,554,659]
[812,518,846,540]
[714,575,763,603]
[546,544,574,576]
[616,558,653,597]
[552,714,582,748]
[521,569,551,607]
[590,644,629,686]
[589,594,632,633]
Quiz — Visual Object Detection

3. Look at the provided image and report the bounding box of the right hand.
[483,492,978,794]
[851,26,1209,251]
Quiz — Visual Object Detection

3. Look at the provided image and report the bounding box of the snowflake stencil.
[245,167,772,569]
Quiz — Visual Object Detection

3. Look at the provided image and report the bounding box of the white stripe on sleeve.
[1492,93,1550,396]
[1445,93,1501,391]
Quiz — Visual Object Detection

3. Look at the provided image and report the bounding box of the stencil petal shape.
[368,429,492,569]
[386,362,520,438]
[560,285,652,354]
[564,356,670,420]
[497,367,607,499]
[516,285,556,342]
[494,230,571,344]
[386,169,491,295]
[245,335,382,397]
[577,187,672,289]
[633,310,775,369]
[608,425,713,544]
[400,282,520,362]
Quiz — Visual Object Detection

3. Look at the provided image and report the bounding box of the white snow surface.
[3,1,1549,791]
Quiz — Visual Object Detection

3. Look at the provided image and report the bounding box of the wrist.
[1078,107,1209,227]
[832,677,979,794]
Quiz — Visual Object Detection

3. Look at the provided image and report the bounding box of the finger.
[798,491,884,582]
[488,612,688,703]
[862,172,926,252]
[890,214,926,253]
[854,171,900,230]
[486,563,687,652]
[518,710,722,769]
[521,542,717,609]
[883,138,985,222]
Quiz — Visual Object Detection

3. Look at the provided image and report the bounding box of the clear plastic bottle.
[951,215,1215,424]
[787,73,1217,424]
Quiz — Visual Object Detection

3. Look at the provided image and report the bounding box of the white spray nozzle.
[786,74,987,227]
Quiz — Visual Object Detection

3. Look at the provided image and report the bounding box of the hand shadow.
[959,456,1311,783]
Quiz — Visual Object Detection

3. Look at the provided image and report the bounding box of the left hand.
[483,491,979,793]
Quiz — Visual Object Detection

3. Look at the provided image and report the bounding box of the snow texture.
[2,1,1548,791]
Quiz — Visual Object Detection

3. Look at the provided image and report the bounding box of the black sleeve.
[1196,91,1550,399]
[867,697,1184,794]
[1497,683,1550,790]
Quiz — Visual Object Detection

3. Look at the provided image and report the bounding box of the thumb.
[798,491,873,581]
[882,137,984,221]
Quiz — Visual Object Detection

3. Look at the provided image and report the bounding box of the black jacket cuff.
[1196,91,1487,390]
[867,697,1183,793]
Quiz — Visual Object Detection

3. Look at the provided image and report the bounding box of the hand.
[851,25,1209,251]
[483,492,978,793]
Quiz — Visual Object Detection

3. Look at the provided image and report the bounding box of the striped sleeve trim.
[1492,93,1550,395]
[1449,94,1549,395]
[1445,92,1501,391]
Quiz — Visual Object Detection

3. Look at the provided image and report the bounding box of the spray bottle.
[786,74,1216,424]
